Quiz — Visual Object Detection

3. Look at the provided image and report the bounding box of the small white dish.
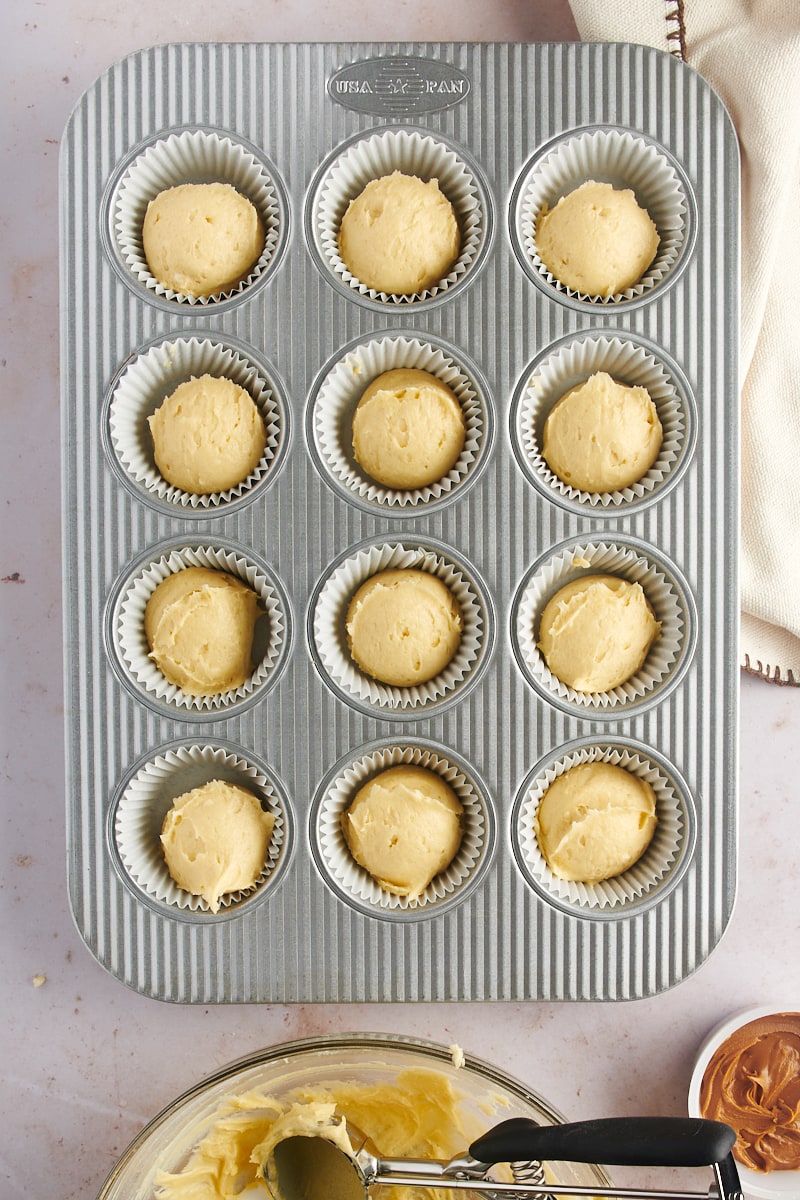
[688,1005,800,1199]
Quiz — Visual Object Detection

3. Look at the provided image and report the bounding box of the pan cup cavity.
[105,334,288,514]
[512,739,696,919]
[107,540,291,719]
[307,127,490,308]
[110,741,291,919]
[106,126,287,308]
[510,332,696,514]
[309,538,493,719]
[308,333,492,515]
[310,740,495,920]
[511,535,697,718]
[511,125,694,309]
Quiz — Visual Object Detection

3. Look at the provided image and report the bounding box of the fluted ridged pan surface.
[60,42,739,1001]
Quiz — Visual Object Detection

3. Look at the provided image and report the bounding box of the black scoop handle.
[469,1116,736,1169]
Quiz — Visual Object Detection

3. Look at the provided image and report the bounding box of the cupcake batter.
[154,1068,487,1200]
[346,568,462,687]
[149,374,266,494]
[143,181,265,297]
[352,368,465,489]
[536,180,659,297]
[535,761,658,883]
[542,371,663,492]
[342,764,464,898]
[339,171,460,294]
[538,574,660,693]
[161,779,275,912]
[145,565,260,695]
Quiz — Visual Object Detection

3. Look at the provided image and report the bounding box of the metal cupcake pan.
[60,42,739,1001]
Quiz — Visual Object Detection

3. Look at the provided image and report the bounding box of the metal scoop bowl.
[265,1114,743,1200]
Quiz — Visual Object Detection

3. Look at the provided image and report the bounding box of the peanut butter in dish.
[699,1012,800,1173]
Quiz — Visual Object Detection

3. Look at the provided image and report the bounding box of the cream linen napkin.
[567,0,800,685]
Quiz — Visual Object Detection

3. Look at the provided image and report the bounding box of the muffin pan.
[60,42,739,1001]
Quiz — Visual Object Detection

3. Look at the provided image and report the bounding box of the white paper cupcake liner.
[106,334,286,511]
[512,537,696,716]
[111,742,289,916]
[310,539,491,715]
[110,127,285,305]
[311,741,493,917]
[309,333,489,512]
[513,126,692,306]
[512,740,696,916]
[310,128,487,304]
[512,333,696,511]
[110,542,289,716]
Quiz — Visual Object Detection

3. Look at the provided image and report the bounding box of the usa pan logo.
[329,56,471,115]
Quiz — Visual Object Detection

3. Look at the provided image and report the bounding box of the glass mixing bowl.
[97,1032,613,1198]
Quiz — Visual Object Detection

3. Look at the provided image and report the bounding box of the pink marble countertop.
[2,2,798,1198]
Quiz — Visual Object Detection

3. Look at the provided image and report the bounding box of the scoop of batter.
[257,1102,359,1200]
[161,779,275,911]
[537,573,660,693]
[542,371,663,492]
[338,171,460,294]
[352,368,465,489]
[535,761,657,883]
[145,565,260,695]
[149,374,266,494]
[143,181,265,297]
[342,765,464,897]
[536,180,659,297]
[346,568,462,687]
